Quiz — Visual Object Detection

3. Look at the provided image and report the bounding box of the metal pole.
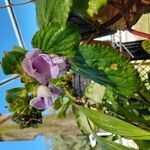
[5,0,25,48]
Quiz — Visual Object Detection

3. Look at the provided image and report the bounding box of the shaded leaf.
[2,51,25,75]
[80,107,150,140]
[36,0,72,27]
[103,100,150,129]
[148,72,150,84]
[135,140,150,150]
[72,0,89,16]
[6,88,27,103]
[142,40,150,54]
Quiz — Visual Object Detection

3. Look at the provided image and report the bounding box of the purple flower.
[48,83,64,100]
[30,85,64,110]
[22,49,69,84]
[30,97,52,110]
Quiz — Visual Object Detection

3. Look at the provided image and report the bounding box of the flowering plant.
[1,0,150,148]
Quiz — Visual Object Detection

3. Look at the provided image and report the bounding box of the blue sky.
[0,1,51,149]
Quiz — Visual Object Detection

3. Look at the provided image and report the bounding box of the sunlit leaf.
[70,54,115,89]
[80,107,150,140]
[12,45,26,54]
[36,0,72,27]
[75,109,95,135]
[72,44,140,98]
[58,100,71,118]
[87,0,108,17]
[32,23,80,58]
[85,81,106,103]
[54,99,63,110]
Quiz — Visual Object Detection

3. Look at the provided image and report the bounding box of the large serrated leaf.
[32,23,80,57]
[95,135,132,150]
[75,109,95,135]
[70,54,115,88]
[36,0,72,27]
[80,107,150,140]
[87,0,108,17]
[74,44,140,98]
[2,51,25,75]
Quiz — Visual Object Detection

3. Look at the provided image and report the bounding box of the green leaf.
[6,88,27,103]
[142,40,150,54]
[36,0,72,27]
[75,109,95,135]
[148,72,150,84]
[87,0,108,17]
[103,100,150,129]
[72,0,89,16]
[70,54,115,89]
[134,140,150,150]
[2,51,25,75]
[85,81,106,103]
[12,46,26,54]
[58,100,71,118]
[32,23,80,57]
[5,88,42,128]
[73,44,140,98]
[95,135,132,150]
[79,107,150,140]
[54,99,63,110]
[140,87,150,103]
[6,89,28,114]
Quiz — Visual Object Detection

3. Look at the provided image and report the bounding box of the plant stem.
[0,75,20,86]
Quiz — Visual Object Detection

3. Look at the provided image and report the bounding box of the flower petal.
[22,58,36,76]
[26,49,42,59]
[52,56,67,70]
[30,97,46,110]
[30,97,52,110]
[44,97,53,109]
[32,56,52,84]
[48,84,64,100]
[50,65,59,78]
[40,54,53,66]
[36,85,51,97]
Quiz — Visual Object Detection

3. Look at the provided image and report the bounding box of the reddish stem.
[128,28,150,39]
